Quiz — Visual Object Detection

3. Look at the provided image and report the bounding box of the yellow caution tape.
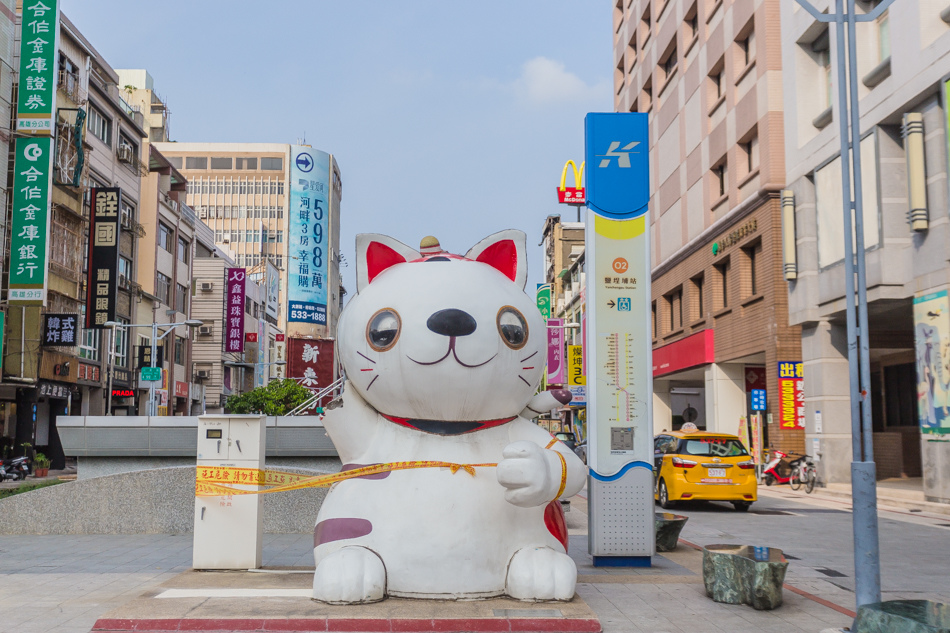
[195,461,498,497]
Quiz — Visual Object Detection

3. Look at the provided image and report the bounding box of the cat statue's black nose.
[427,309,477,337]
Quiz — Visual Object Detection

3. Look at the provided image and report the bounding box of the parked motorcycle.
[0,456,31,481]
[761,450,809,487]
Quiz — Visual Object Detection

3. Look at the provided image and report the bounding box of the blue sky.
[60,1,612,293]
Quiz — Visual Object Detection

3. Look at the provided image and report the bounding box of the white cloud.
[514,56,608,105]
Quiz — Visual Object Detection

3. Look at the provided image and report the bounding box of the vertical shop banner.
[288,338,334,409]
[914,290,950,433]
[273,333,286,379]
[547,318,565,384]
[288,146,330,324]
[750,413,763,464]
[225,268,246,353]
[777,361,804,429]
[536,284,551,319]
[16,0,60,134]
[9,137,53,304]
[568,344,586,406]
[256,318,265,387]
[42,313,77,346]
[84,188,121,326]
[265,259,280,320]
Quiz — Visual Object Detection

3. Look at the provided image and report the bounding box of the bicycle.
[789,456,818,493]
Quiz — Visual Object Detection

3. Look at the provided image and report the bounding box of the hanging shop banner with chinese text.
[547,318,565,385]
[225,268,246,353]
[288,338,334,409]
[914,290,950,434]
[273,333,286,379]
[777,361,804,429]
[16,0,60,134]
[42,313,77,347]
[84,188,120,327]
[9,137,53,304]
[265,259,280,321]
[288,146,329,324]
[536,284,551,320]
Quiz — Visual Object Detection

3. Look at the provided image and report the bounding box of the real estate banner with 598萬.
[288,146,330,324]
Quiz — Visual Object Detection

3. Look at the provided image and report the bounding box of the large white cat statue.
[312,230,587,604]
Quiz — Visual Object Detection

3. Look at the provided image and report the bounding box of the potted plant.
[33,453,50,478]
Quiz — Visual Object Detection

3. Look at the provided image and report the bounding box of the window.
[176,283,189,313]
[118,132,138,160]
[715,259,730,309]
[185,156,208,170]
[661,45,678,83]
[168,156,183,169]
[245,296,252,314]
[158,223,173,252]
[692,274,704,320]
[177,236,190,263]
[685,7,698,42]
[710,65,724,101]
[737,28,755,69]
[666,287,683,331]
[745,244,759,296]
[80,321,100,361]
[876,9,890,62]
[652,301,658,339]
[156,272,171,306]
[88,105,112,147]
[118,256,132,282]
[713,162,727,199]
[114,317,129,368]
[174,336,185,366]
[261,157,283,170]
[277,181,284,195]
[210,157,233,170]
[236,157,258,170]
[641,77,653,112]
[640,5,652,44]
[739,134,758,177]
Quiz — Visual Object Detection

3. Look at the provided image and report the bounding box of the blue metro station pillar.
[584,113,654,566]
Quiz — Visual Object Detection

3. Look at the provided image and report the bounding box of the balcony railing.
[57,70,86,104]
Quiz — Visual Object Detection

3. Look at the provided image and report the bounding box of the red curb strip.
[93,617,603,632]
[677,538,858,618]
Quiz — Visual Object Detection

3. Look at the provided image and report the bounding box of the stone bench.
[854,599,950,633]
[654,512,688,552]
[702,544,788,610]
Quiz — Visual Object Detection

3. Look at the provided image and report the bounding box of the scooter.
[0,456,31,481]
[761,450,808,486]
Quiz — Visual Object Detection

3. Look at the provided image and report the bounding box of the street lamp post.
[105,319,202,416]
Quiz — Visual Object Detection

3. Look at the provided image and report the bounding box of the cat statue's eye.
[496,306,528,350]
[367,308,401,351]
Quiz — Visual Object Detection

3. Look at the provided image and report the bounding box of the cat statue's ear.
[355,234,421,294]
[465,229,528,290]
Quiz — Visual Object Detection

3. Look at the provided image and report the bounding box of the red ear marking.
[367,241,408,284]
[474,239,517,282]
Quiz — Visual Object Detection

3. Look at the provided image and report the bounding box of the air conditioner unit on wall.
[118,144,133,163]
[195,369,210,379]
[197,325,212,336]
[199,282,213,291]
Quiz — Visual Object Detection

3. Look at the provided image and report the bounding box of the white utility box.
[193,414,266,570]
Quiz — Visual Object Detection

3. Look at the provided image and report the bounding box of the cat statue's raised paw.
[312,230,586,603]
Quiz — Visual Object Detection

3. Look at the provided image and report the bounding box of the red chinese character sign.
[288,338,334,409]
[547,318,565,384]
[224,268,245,353]
[778,361,804,429]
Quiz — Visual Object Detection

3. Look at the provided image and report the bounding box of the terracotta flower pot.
[34,468,49,478]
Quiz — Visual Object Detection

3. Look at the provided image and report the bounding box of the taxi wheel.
[658,479,676,509]
[732,501,752,512]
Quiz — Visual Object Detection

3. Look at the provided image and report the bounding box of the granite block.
[854,599,950,633]
[654,512,688,552]
[702,544,788,610]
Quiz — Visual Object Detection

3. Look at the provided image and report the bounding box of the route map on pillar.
[603,333,639,423]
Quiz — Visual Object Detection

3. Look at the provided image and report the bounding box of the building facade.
[613,0,803,454]
[4,11,149,467]
[780,0,950,498]
[153,142,343,340]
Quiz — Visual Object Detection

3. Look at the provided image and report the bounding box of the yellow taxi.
[653,427,758,511]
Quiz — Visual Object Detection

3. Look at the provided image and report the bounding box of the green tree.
[224,379,315,415]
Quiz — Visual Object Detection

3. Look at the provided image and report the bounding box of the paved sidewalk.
[761,476,950,517]
[0,497,857,633]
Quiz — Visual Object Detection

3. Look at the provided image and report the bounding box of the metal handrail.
[286,376,345,416]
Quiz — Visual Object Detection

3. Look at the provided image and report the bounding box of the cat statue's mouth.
[407,336,496,369]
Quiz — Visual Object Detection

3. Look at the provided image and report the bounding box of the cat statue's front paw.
[506,546,577,601]
[313,546,386,604]
[497,441,562,507]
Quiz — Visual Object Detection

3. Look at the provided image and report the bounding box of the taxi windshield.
[678,438,749,457]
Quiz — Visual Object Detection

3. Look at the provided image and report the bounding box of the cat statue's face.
[338,231,545,423]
